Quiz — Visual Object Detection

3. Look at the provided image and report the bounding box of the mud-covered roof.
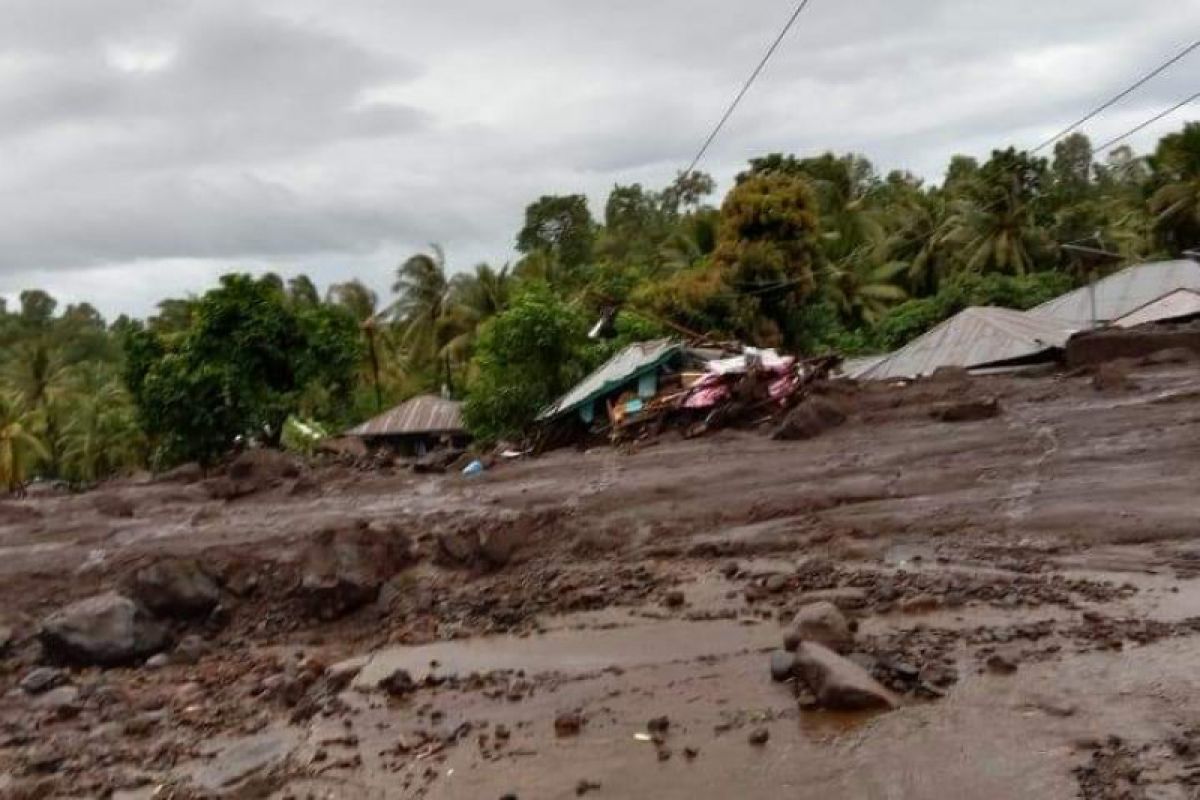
[857,306,1077,381]
[538,338,681,422]
[347,394,465,437]
[1029,260,1200,328]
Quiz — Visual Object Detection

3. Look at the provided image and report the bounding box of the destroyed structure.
[345,394,470,456]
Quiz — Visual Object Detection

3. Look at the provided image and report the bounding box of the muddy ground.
[2,356,1200,799]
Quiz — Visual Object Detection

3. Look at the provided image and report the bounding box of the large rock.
[92,493,134,518]
[413,448,466,475]
[930,397,1000,423]
[39,592,170,666]
[794,642,898,711]
[206,449,301,500]
[772,397,847,441]
[299,524,413,619]
[786,601,854,654]
[131,558,221,618]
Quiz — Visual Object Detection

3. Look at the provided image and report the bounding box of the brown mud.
[2,361,1200,798]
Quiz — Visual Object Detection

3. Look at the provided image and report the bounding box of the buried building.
[345,394,470,456]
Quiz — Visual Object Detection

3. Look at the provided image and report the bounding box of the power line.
[1092,88,1200,152]
[1031,37,1200,154]
[684,0,815,176]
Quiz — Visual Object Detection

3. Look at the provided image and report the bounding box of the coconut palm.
[392,244,451,368]
[326,280,379,322]
[1149,122,1200,252]
[0,391,48,495]
[658,209,719,272]
[56,364,143,485]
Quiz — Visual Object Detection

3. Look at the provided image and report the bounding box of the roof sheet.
[1114,288,1200,328]
[858,306,1077,381]
[538,338,681,421]
[347,394,465,437]
[1029,260,1200,327]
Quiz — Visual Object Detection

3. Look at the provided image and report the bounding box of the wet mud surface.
[2,362,1200,798]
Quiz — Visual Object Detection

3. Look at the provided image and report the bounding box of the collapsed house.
[345,394,470,456]
[1028,259,1200,328]
[537,338,836,447]
[850,306,1078,381]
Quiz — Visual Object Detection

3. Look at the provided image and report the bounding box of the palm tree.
[1149,122,1200,252]
[442,263,512,362]
[659,210,719,272]
[392,244,451,369]
[326,280,379,322]
[56,364,143,485]
[0,391,48,495]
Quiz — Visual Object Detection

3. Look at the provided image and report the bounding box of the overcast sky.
[2,0,1199,319]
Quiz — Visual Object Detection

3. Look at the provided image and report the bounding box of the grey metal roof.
[858,306,1077,381]
[1114,288,1200,328]
[538,338,681,422]
[347,394,465,437]
[840,354,886,379]
[1029,260,1200,327]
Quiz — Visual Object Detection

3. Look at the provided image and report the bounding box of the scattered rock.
[1092,361,1137,392]
[378,668,416,697]
[144,653,170,669]
[554,710,584,737]
[34,685,81,715]
[748,728,769,746]
[764,574,789,593]
[1140,347,1198,366]
[172,634,210,666]
[92,493,134,518]
[986,653,1019,675]
[787,601,854,653]
[898,594,940,614]
[663,590,686,608]
[157,462,203,484]
[575,779,601,795]
[930,397,1000,422]
[413,448,466,474]
[19,667,65,695]
[793,642,899,712]
[772,397,847,441]
[299,524,414,619]
[131,558,221,617]
[39,592,170,666]
[647,715,670,734]
[793,587,868,610]
[769,650,797,682]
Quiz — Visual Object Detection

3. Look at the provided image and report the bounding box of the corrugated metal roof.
[1114,288,1200,328]
[840,354,886,379]
[858,306,1077,381]
[1029,259,1200,327]
[347,394,465,437]
[538,338,681,421]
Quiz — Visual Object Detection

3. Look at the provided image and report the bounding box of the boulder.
[930,397,1000,422]
[769,650,797,682]
[1092,361,1137,392]
[131,558,221,617]
[794,642,898,711]
[786,601,854,654]
[298,524,413,619]
[39,592,170,666]
[19,667,65,695]
[413,448,466,475]
[206,449,301,500]
[772,397,847,441]
[92,493,134,518]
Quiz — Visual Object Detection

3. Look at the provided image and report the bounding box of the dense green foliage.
[4,122,1200,474]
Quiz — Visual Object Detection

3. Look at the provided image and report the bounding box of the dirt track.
[3,359,1200,799]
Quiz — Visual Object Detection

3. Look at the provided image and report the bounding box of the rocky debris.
[171,634,211,665]
[413,448,467,474]
[205,448,301,500]
[19,666,66,695]
[130,558,221,617]
[34,684,81,716]
[92,493,134,518]
[157,461,203,484]
[898,594,940,614]
[786,601,854,653]
[378,668,416,697]
[770,650,798,682]
[647,715,670,735]
[663,590,686,608]
[793,587,869,610]
[298,522,414,619]
[930,397,1000,422]
[436,512,558,569]
[1140,346,1198,365]
[39,592,170,666]
[793,642,899,712]
[554,710,584,737]
[748,728,769,746]
[1092,360,1137,392]
[575,779,602,795]
[772,396,847,441]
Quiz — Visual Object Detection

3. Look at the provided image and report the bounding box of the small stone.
[144,653,170,669]
[683,746,699,760]
[19,667,65,695]
[789,601,854,653]
[769,650,797,682]
[765,574,789,593]
[898,594,940,614]
[575,780,601,796]
[555,710,583,737]
[663,591,685,609]
[748,728,769,746]
[794,642,898,711]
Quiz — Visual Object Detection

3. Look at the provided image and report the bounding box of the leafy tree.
[0,391,48,494]
[287,274,321,308]
[57,363,143,484]
[463,286,594,441]
[516,194,596,273]
[1150,122,1200,253]
[126,274,362,466]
